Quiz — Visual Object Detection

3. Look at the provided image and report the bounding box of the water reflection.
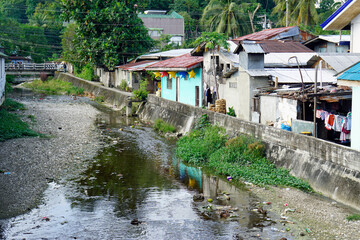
[2,108,291,239]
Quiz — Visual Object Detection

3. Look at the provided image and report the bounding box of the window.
[229,82,237,88]
[167,77,172,89]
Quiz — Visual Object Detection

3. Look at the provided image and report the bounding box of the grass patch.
[346,214,360,221]
[94,96,104,103]
[0,108,39,141]
[23,79,84,95]
[1,98,26,111]
[176,115,312,192]
[154,119,176,134]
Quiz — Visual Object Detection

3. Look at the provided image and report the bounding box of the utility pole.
[258,14,267,30]
[286,0,289,27]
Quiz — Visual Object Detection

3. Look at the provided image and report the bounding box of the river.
[0,92,294,239]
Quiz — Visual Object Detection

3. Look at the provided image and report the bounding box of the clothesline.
[316,109,351,142]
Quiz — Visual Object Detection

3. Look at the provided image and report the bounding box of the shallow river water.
[1,96,293,239]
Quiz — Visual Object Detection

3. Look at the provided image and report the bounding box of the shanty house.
[146,53,204,107]
[232,26,315,44]
[304,35,350,53]
[322,0,360,150]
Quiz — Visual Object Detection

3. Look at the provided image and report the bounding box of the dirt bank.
[0,94,102,219]
[252,185,360,239]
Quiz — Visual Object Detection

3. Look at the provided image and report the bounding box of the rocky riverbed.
[0,92,360,240]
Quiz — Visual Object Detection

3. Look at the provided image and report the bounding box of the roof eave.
[321,0,358,30]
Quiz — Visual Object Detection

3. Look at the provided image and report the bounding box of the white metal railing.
[5,63,62,71]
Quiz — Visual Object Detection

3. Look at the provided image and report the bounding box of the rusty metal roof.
[146,53,203,71]
[259,40,313,53]
[232,26,297,43]
[116,60,158,71]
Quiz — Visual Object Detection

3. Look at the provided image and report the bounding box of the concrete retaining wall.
[57,73,360,210]
[57,73,131,109]
[140,94,360,210]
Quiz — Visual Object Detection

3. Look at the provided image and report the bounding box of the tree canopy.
[61,0,154,71]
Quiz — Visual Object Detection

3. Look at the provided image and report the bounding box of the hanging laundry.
[325,113,335,130]
[316,110,323,119]
[332,115,345,132]
[347,112,352,131]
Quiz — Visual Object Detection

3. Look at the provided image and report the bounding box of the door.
[195,86,199,107]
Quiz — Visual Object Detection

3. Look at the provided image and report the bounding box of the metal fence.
[5,63,63,71]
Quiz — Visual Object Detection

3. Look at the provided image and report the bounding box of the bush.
[132,80,148,101]
[119,80,128,91]
[154,119,176,134]
[176,118,313,192]
[75,64,95,81]
[176,125,227,164]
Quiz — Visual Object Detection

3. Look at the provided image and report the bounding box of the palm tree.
[272,0,318,26]
[292,0,318,26]
[201,0,251,38]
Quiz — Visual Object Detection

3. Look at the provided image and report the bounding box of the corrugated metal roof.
[138,49,193,60]
[264,53,317,68]
[146,53,203,71]
[138,10,183,19]
[265,68,337,84]
[338,61,360,80]
[259,40,314,53]
[116,60,159,71]
[320,53,360,73]
[232,26,296,42]
[241,41,264,53]
[246,69,270,77]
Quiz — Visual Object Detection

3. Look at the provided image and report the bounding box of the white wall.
[260,95,297,125]
[0,58,6,105]
[351,87,360,150]
[351,14,360,53]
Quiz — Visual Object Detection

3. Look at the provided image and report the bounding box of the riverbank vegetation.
[23,79,84,96]
[154,119,176,134]
[0,99,39,141]
[176,114,313,192]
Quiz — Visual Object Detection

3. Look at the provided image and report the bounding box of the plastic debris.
[283,203,288,207]
[305,228,311,233]
[227,176,232,181]
[207,198,213,203]
[263,201,271,205]
[42,217,50,221]
[4,172,11,175]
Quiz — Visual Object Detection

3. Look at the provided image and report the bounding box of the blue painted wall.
[161,68,203,107]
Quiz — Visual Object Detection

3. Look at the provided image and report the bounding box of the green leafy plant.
[154,119,176,134]
[176,120,313,192]
[132,80,148,101]
[227,107,236,117]
[94,96,104,103]
[194,114,211,130]
[75,64,96,81]
[119,80,128,91]
[346,214,360,221]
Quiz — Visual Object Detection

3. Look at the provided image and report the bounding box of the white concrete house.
[0,51,7,106]
[322,0,360,150]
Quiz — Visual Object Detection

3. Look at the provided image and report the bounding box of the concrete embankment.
[58,73,360,211]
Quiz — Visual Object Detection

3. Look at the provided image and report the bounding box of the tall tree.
[0,0,28,23]
[194,32,229,99]
[272,0,318,26]
[61,0,154,71]
[292,0,318,26]
[201,0,252,38]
